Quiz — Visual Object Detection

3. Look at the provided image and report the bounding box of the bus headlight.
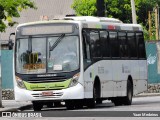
[69,73,80,87]
[16,76,26,89]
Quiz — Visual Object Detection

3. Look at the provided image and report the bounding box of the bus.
[10,16,147,111]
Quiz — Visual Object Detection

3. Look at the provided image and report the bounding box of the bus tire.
[65,101,75,110]
[112,98,123,106]
[32,102,43,111]
[96,98,102,104]
[46,102,53,108]
[54,102,61,107]
[123,80,133,105]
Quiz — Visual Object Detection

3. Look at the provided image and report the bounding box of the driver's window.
[82,29,91,69]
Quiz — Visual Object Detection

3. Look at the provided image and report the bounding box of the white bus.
[10,16,147,111]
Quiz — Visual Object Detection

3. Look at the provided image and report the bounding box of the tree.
[72,0,160,40]
[71,0,97,16]
[0,0,36,32]
[0,0,36,108]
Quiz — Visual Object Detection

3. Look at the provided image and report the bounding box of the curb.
[0,108,18,112]
[0,104,33,112]
[135,93,160,97]
[18,104,33,111]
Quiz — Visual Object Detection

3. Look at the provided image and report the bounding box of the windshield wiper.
[49,34,65,51]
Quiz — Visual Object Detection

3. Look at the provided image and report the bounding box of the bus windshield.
[16,35,79,74]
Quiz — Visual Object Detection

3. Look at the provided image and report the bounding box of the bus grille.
[27,76,66,83]
[32,92,63,98]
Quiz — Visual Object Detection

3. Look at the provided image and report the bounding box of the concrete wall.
[146,41,160,84]
[1,50,13,89]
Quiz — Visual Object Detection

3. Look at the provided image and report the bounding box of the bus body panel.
[14,83,84,101]
[84,60,147,98]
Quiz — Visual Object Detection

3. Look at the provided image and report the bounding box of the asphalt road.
[22,96,160,112]
[1,96,160,120]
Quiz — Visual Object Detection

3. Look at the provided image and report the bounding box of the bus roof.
[63,16,123,23]
[17,16,143,31]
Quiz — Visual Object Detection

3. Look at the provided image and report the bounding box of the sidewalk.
[0,92,160,112]
[0,100,32,112]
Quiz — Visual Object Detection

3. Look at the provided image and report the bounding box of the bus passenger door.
[82,29,93,98]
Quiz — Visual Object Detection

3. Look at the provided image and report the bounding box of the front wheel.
[65,101,75,110]
[123,80,133,105]
[32,102,43,111]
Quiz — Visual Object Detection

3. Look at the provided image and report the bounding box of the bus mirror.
[8,33,15,50]
[8,40,14,50]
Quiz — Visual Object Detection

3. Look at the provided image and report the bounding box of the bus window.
[127,32,138,58]
[90,30,101,58]
[136,32,146,59]
[109,32,120,58]
[100,31,110,58]
[118,32,128,58]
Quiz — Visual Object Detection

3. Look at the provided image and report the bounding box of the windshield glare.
[16,36,79,74]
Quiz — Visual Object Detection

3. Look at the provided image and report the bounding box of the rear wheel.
[123,80,133,105]
[32,102,43,111]
[96,99,102,104]
[112,98,123,106]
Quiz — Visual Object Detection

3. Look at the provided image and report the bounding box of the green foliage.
[72,0,160,40]
[71,0,97,16]
[0,0,36,32]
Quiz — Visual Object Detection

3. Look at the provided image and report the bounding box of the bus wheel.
[46,102,53,108]
[74,100,83,109]
[32,102,43,111]
[96,98,102,104]
[123,80,133,105]
[65,101,75,110]
[112,98,123,106]
[54,102,61,107]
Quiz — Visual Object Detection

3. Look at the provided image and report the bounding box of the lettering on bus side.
[98,66,105,74]
[122,64,131,73]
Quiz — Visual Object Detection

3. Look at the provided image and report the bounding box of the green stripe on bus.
[23,79,71,91]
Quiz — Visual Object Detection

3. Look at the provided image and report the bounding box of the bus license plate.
[42,91,53,96]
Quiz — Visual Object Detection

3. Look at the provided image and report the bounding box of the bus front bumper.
[14,83,84,102]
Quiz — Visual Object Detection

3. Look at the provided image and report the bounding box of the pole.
[148,11,152,40]
[97,0,105,17]
[155,6,159,40]
[131,0,137,24]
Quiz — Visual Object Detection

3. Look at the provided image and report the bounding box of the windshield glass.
[16,36,79,74]
[48,36,79,73]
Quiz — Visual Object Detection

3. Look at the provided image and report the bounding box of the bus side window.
[136,32,146,59]
[118,32,128,58]
[127,32,138,58]
[109,32,120,58]
[90,30,101,58]
[100,31,110,58]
